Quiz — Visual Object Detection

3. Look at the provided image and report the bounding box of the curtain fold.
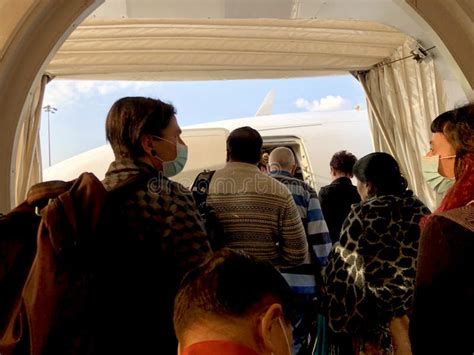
[354,39,446,209]
[14,74,52,205]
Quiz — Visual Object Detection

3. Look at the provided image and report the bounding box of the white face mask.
[421,155,455,194]
[152,136,188,177]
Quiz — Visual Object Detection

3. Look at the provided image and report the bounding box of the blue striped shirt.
[269,170,332,295]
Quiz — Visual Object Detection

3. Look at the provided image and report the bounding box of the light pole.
[42,105,57,166]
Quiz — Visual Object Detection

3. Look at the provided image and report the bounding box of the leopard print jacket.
[324,193,430,350]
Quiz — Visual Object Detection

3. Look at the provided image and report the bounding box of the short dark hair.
[106,96,176,159]
[442,103,474,153]
[173,249,293,338]
[330,150,358,175]
[353,152,408,197]
[431,109,455,133]
[227,127,263,164]
[442,103,474,178]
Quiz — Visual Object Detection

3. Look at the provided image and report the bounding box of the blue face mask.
[421,154,455,194]
[152,136,188,177]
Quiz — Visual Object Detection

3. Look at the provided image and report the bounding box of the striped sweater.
[269,171,332,266]
[207,162,308,267]
[269,170,332,295]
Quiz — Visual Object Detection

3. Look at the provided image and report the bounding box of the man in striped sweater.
[269,146,332,354]
[207,126,308,268]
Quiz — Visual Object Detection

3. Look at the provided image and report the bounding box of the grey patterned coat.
[94,158,211,355]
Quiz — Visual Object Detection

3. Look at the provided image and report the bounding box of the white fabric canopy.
[356,39,446,209]
[46,18,408,80]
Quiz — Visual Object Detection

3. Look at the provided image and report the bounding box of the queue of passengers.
[2,98,472,355]
[103,98,474,354]
[106,98,473,355]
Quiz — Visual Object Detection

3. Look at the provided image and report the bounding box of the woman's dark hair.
[442,103,474,154]
[353,152,408,197]
[106,97,176,159]
[330,150,358,175]
[431,109,455,133]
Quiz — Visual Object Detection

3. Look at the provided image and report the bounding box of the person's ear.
[290,165,297,175]
[258,303,284,353]
[366,182,373,196]
[141,135,156,157]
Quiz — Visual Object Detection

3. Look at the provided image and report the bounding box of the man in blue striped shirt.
[269,146,332,354]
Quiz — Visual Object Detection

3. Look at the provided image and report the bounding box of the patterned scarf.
[421,152,474,227]
[435,152,474,212]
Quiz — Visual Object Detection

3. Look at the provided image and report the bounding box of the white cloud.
[43,81,78,107]
[75,81,95,93]
[294,95,350,112]
[97,83,117,95]
[42,80,161,107]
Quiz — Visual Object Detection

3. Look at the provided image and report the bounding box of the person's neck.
[228,159,256,166]
[270,169,292,176]
[139,156,163,171]
[180,321,260,354]
[332,173,351,181]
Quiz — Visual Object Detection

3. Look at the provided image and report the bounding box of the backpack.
[0,179,73,354]
[0,172,138,355]
[191,170,226,250]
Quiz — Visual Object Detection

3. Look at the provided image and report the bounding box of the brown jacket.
[0,173,106,355]
[411,205,474,355]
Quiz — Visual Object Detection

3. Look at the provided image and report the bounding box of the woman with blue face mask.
[421,104,474,214]
[94,97,211,355]
[411,103,474,355]
[421,110,458,194]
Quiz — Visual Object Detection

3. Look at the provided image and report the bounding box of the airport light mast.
[42,104,57,167]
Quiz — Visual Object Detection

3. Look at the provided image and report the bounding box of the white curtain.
[14,74,51,204]
[47,18,408,81]
[355,39,447,210]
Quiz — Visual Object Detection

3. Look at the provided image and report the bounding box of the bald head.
[269,147,296,173]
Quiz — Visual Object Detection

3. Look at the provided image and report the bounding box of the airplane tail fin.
[255,89,275,116]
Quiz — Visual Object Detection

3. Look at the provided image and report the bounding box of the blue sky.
[40,75,367,167]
